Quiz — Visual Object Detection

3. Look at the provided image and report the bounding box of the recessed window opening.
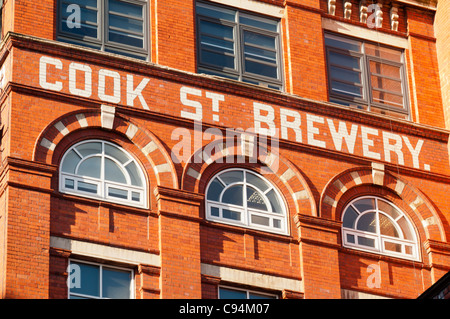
[57,0,148,60]
[59,140,147,208]
[341,196,419,261]
[325,33,409,119]
[196,1,283,90]
[206,168,288,235]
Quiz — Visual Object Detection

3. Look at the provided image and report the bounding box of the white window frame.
[68,259,135,299]
[341,196,420,261]
[205,168,288,235]
[59,140,147,208]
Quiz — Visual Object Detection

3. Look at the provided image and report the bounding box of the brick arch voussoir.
[319,166,446,242]
[33,110,178,189]
[181,137,316,216]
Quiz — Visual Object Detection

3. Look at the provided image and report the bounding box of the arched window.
[342,196,419,261]
[205,168,288,235]
[60,140,147,208]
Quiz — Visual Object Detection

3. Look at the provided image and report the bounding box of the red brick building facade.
[0,0,449,299]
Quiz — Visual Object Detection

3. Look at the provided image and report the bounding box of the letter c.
[39,56,63,91]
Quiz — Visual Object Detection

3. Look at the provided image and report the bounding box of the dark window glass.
[196,1,282,90]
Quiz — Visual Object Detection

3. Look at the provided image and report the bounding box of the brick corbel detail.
[154,186,203,298]
[295,214,342,298]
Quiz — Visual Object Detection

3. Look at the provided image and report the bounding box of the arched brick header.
[319,165,446,242]
[180,137,316,217]
[33,108,178,189]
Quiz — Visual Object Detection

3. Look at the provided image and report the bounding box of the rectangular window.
[196,1,283,90]
[218,286,277,299]
[57,0,148,60]
[325,33,409,119]
[68,260,134,299]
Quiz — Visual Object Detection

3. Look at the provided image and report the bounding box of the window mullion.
[101,0,106,50]
[243,172,248,225]
[363,54,372,110]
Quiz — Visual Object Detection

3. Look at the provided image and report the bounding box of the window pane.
[196,3,236,22]
[397,217,414,240]
[369,61,401,78]
[102,267,131,299]
[211,206,220,217]
[343,206,358,228]
[207,178,225,201]
[131,191,140,202]
[405,245,413,255]
[108,187,128,199]
[247,186,268,211]
[61,21,98,39]
[201,50,235,69]
[222,185,243,206]
[76,142,102,157]
[377,200,400,219]
[245,60,278,79]
[220,171,243,185]
[357,212,376,233]
[105,144,129,164]
[219,288,247,299]
[370,76,402,93]
[353,198,375,213]
[201,35,234,52]
[62,3,98,24]
[62,150,82,174]
[379,214,399,237]
[223,209,241,221]
[246,172,269,192]
[109,14,143,34]
[328,51,361,70]
[240,15,278,32]
[67,0,98,8]
[346,233,355,243]
[77,181,98,194]
[384,241,402,253]
[371,90,404,108]
[109,29,144,48]
[77,157,101,178]
[243,31,275,50]
[65,179,75,189]
[273,219,281,228]
[330,80,363,98]
[330,66,362,84]
[358,236,375,247]
[70,262,100,297]
[109,0,142,18]
[125,162,143,187]
[325,34,361,52]
[200,20,234,39]
[251,214,270,226]
[104,158,127,184]
[266,189,282,214]
[365,43,402,62]
[244,45,277,64]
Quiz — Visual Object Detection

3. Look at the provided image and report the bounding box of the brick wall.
[0,0,449,299]
[435,0,450,129]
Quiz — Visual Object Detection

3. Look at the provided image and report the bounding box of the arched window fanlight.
[60,140,147,208]
[205,168,288,235]
[342,196,419,261]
